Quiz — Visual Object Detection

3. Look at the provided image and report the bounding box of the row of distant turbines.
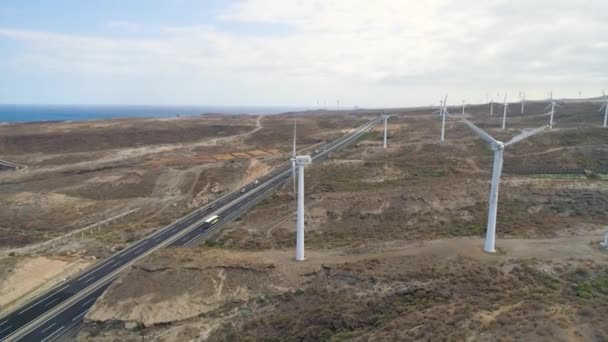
[437,90,607,253]
[290,90,606,261]
[443,91,608,131]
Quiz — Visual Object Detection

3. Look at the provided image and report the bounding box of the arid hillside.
[71,102,608,341]
[0,111,379,314]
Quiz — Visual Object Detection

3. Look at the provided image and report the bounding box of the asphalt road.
[0,116,381,342]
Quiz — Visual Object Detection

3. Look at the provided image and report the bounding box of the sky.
[0,0,606,107]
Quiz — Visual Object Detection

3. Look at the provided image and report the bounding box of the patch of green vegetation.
[529,174,587,180]
[516,261,562,291]
[355,131,379,143]
[330,329,366,341]
[419,167,447,177]
[211,286,447,342]
[573,274,608,300]
[204,239,225,248]
[448,222,484,236]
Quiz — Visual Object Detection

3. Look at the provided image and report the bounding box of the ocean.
[0,104,309,123]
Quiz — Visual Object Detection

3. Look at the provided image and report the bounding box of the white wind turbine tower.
[489,97,494,116]
[291,120,297,195]
[462,100,466,116]
[599,90,608,128]
[520,92,526,114]
[545,92,560,129]
[463,120,549,252]
[501,93,509,130]
[432,95,448,142]
[294,155,312,261]
[440,95,449,142]
[382,114,390,148]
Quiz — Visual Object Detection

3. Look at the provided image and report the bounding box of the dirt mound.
[86,249,287,326]
[0,256,91,314]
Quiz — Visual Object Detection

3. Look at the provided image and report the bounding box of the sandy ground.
[0,256,92,314]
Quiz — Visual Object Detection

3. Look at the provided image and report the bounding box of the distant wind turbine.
[382,114,390,148]
[599,90,608,128]
[545,93,560,129]
[432,94,448,142]
[501,93,509,130]
[291,120,297,195]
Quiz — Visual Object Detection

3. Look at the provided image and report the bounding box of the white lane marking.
[82,275,95,284]
[109,260,121,268]
[81,297,97,308]
[18,285,69,315]
[0,325,13,335]
[40,322,56,334]
[40,325,64,342]
[184,235,199,246]
[132,246,146,255]
[77,273,91,281]
[153,236,163,242]
[0,320,7,327]
[43,297,61,308]
[72,310,88,322]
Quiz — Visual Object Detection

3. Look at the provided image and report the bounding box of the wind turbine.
[545,93,560,129]
[440,95,448,142]
[520,92,525,114]
[489,97,494,116]
[382,114,389,148]
[462,100,466,116]
[599,90,608,128]
[462,119,549,252]
[434,97,444,116]
[291,120,297,195]
[432,95,448,142]
[294,155,312,261]
[501,93,509,130]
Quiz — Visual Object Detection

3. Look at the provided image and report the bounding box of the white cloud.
[0,0,607,106]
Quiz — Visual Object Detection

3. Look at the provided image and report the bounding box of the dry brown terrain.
[0,110,378,312]
[1,103,607,340]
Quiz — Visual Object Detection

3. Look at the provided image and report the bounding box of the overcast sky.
[0,0,606,107]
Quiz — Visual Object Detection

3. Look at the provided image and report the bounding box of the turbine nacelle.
[491,141,505,152]
[294,155,312,165]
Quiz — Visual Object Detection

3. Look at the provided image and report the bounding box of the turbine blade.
[462,119,499,146]
[504,125,549,147]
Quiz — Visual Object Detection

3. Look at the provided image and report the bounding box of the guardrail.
[0,159,27,170]
[15,209,139,255]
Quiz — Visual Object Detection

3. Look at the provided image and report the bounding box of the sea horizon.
[0,104,313,123]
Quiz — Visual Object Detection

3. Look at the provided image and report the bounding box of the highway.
[0,116,382,342]
[0,160,23,173]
